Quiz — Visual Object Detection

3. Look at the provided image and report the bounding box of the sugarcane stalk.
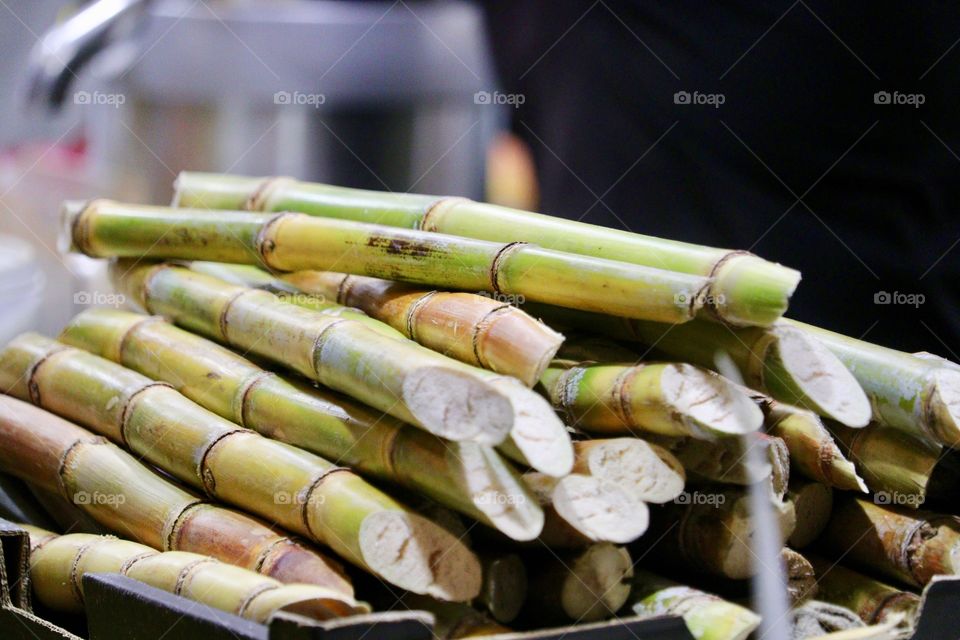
[829,422,946,508]
[626,570,762,640]
[188,262,406,339]
[786,479,834,548]
[523,472,649,547]
[113,262,573,475]
[651,433,791,500]
[752,391,867,492]
[524,543,634,624]
[642,486,796,579]
[172,172,801,327]
[540,360,763,439]
[785,320,960,447]
[222,265,566,387]
[64,199,711,324]
[571,438,686,504]
[24,527,365,621]
[555,335,641,363]
[820,495,960,587]
[808,555,921,626]
[0,335,482,601]
[527,306,872,428]
[392,594,511,639]
[781,547,818,605]
[477,553,527,624]
[0,394,353,593]
[60,308,545,541]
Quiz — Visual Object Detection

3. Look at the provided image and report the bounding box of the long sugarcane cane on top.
[172,172,801,327]
[784,319,960,447]
[0,334,481,601]
[62,199,710,324]
[0,395,353,594]
[205,264,566,388]
[61,308,545,541]
[111,261,573,475]
[21,525,366,622]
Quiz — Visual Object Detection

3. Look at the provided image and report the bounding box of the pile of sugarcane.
[1,172,958,640]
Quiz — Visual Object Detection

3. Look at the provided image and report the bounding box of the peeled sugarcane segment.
[540,359,763,439]
[752,391,867,492]
[642,486,796,580]
[23,527,364,621]
[0,334,481,601]
[60,308,545,541]
[820,495,960,588]
[524,543,634,624]
[173,171,800,327]
[275,269,564,387]
[808,555,921,627]
[0,395,352,593]
[786,479,834,548]
[523,472,648,547]
[571,438,685,504]
[64,199,710,324]
[786,320,960,447]
[627,570,761,640]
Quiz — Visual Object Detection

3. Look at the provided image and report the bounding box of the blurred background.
[1,0,958,355]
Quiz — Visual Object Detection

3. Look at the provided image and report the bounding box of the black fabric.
[484,1,960,352]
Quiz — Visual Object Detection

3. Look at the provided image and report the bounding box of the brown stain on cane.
[366,235,434,258]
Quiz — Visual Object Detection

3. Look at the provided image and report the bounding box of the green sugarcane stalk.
[752,391,867,492]
[187,262,406,339]
[63,199,710,324]
[172,172,801,327]
[524,306,872,428]
[0,334,482,601]
[627,570,761,640]
[540,359,763,439]
[112,262,573,475]
[808,555,921,627]
[199,263,565,388]
[785,320,960,447]
[0,395,353,594]
[820,495,960,587]
[60,308,544,541]
[23,526,365,621]
[786,479,834,548]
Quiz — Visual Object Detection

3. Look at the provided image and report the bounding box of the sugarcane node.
[419,196,471,232]
[237,582,281,617]
[704,250,756,323]
[404,289,438,342]
[489,241,530,296]
[117,380,175,449]
[244,176,294,212]
[173,557,218,596]
[235,370,275,428]
[299,466,350,542]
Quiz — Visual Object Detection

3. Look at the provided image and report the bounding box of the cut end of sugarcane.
[402,367,514,444]
[493,378,574,477]
[561,544,634,622]
[58,200,89,255]
[552,474,649,544]
[772,328,872,428]
[928,368,960,447]
[358,510,481,602]
[458,443,545,541]
[576,438,685,504]
[662,364,764,437]
[712,254,802,327]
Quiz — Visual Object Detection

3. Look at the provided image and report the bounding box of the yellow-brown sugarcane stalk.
[23,526,365,622]
[60,308,544,541]
[808,555,921,627]
[0,334,481,601]
[785,479,833,548]
[63,199,711,323]
[110,262,574,475]
[172,172,801,327]
[0,395,352,593]
[199,263,565,387]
